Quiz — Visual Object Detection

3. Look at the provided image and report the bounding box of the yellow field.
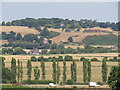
[1,26,40,36]
[1,53,119,83]
[48,28,118,43]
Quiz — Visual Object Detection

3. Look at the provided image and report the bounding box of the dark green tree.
[72,60,77,82]
[83,58,88,83]
[88,60,91,82]
[2,21,6,26]
[11,57,17,81]
[52,60,57,84]
[16,33,22,40]
[57,62,61,84]
[17,60,20,83]
[20,61,23,82]
[102,57,108,82]
[34,66,40,80]
[41,61,45,80]
[68,37,73,42]
[63,61,67,84]
[27,60,32,80]
[108,66,120,90]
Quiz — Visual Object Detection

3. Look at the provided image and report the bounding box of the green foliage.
[11,58,16,82]
[34,66,40,80]
[64,55,73,61]
[82,34,118,45]
[13,47,26,55]
[66,79,73,85]
[56,62,61,84]
[63,61,66,84]
[68,37,73,42]
[87,60,91,82]
[52,61,57,83]
[21,80,53,84]
[40,28,60,38]
[108,66,120,90]
[41,61,46,80]
[23,34,38,42]
[31,56,38,62]
[83,59,88,83]
[27,60,32,80]
[2,21,6,26]
[16,33,22,40]
[102,57,108,82]
[7,18,119,31]
[17,60,20,83]
[91,58,99,62]
[72,60,77,83]
[2,68,16,83]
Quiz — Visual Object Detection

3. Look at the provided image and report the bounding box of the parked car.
[49,83,56,87]
[89,82,100,87]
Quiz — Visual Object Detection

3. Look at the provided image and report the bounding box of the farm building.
[29,49,42,55]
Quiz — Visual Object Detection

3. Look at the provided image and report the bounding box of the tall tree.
[20,61,23,82]
[56,62,61,84]
[11,57,17,81]
[34,66,40,80]
[102,57,108,82]
[27,60,32,80]
[83,58,88,83]
[88,59,91,82]
[41,61,45,80]
[63,61,66,84]
[72,60,77,82]
[71,63,73,81]
[108,66,120,90]
[52,60,57,84]
[17,60,20,83]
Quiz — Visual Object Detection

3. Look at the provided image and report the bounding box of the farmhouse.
[29,49,42,55]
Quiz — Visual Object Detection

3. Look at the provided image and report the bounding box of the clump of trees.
[2,18,119,31]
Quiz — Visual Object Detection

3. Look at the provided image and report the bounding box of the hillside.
[1,26,40,36]
[48,28,118,43]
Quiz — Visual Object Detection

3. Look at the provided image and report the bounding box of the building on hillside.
[29,49,42,55]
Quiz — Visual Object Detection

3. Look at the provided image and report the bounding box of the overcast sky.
[2,2,118,22]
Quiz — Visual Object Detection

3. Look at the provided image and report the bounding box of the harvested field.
[1,26,40,36]
[48,28,118,43]
[1,53,119,83]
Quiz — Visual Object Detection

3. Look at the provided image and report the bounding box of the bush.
[66,79,73,85]
[21,80,53,84]
[91,58,99,62]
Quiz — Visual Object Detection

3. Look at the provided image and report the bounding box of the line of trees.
[2,56,117,85]
[2,18,119,31]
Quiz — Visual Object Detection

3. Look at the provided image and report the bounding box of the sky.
[2,2,118,22]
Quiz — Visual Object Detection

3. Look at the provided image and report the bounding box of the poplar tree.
[72,60,77,82]
[17,59,20,83]
[88,60,91,82]
[71,63,73,81]
[41,61,45,80]
[34,66,40,80]
[102,57,108,82]
[57,62,60,84]
[63,61,66,84]
[20,61,23,81]
[11,57,16,81]
[83,58,88,83]
[27,60,32,80]
[52,60,57,84]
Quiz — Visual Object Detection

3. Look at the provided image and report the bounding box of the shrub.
[66,79,73,85]
[21,80,53,84]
